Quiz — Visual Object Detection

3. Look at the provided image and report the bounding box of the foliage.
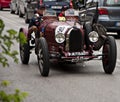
[19,32,27,45]
[0,81,28,102]
[0,19,19,67]
[0,19,28,102]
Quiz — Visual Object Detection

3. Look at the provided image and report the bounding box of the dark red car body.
[0,0,11,10]
[39,17,82,54]
[19,8,117,77]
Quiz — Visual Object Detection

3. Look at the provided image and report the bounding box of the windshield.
[43,9,57,16]
[43,0,70,2]
[43,8,79,17]
[65,9,79,16]
[104,0,120,6]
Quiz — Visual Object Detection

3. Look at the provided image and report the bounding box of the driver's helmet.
[35,13,40,18]
[33,13,40,26]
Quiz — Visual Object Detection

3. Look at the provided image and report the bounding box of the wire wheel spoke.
[20,45,24,60]
[38,48,44,72]
[37,37,49,76]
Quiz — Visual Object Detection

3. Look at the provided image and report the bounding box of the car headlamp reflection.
[55,33,65,43]
[89,31,99,43]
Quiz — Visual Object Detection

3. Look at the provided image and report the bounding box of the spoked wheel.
[102,36,117,74]
[19,31,30,64]
[37,37,49,77]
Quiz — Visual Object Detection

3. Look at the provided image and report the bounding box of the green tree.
[0,19,28,102]
[0,19,18,67]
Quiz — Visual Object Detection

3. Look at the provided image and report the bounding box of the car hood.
[43,1,69,6]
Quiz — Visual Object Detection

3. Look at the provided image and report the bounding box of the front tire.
[102,36,117,74]
[37,37,50,77]
[19,30,30,64]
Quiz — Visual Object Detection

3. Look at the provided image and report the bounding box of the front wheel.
[37,37,50,77]
[102,36,117,74]
[19,42,30,64]
[19,30,30,64]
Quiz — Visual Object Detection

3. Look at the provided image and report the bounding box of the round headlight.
[89,31,99,42]
[55,33,65,43]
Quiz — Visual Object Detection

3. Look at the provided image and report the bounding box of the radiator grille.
[69,28,83,52]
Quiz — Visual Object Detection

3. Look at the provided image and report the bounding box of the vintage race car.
[19,7,117,77]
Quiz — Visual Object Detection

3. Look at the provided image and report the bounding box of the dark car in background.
[85,0,120,37]
[10,0,20,14]
[21,0,73,23]
[40,0,73,15]
[0,0,11,10]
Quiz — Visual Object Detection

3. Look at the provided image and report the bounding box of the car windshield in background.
[43,9,56,16]
[104,0,120,6]
[44,0,70,2]
[65,8,79,16]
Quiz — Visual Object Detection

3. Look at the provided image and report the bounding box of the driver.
[27,6,45,54]
[27,7,44,40]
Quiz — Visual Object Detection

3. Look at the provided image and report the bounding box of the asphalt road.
[0,9,120,102]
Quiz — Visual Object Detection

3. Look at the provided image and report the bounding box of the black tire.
[19,10,24,17]
[10,9,15,14]
[102,36,117,74]
[37,37,50,77]
[25,13,29,24]
[19,31,30,64]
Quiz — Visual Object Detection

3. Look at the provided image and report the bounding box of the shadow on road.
[49,61,106,77]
